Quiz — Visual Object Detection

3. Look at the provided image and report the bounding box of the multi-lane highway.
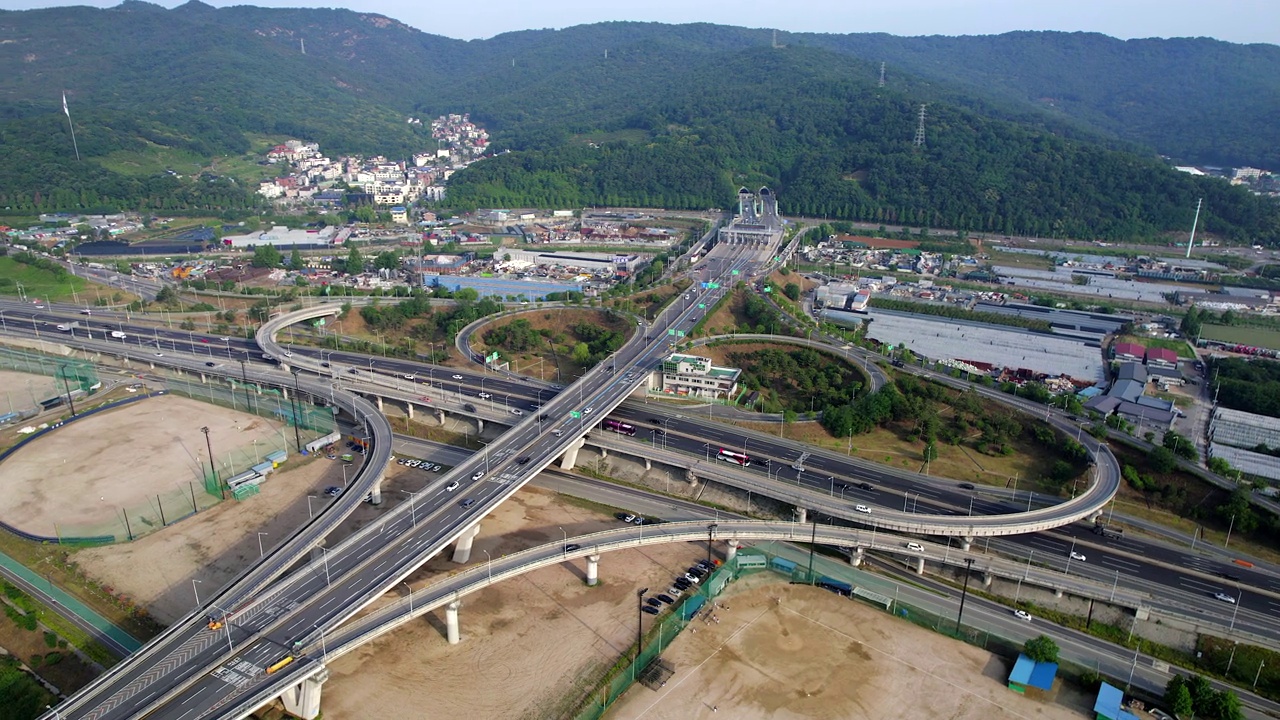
[0,235,1268,719]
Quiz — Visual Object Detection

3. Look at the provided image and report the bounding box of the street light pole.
[290,367,304,453]
[191,578,202,608]
[483,549,492,583]
[256,532,268,558]
[201,426,218,498]
[559,526,567,556]
[635,587,649,668]
[707,523,718,567]
[955,557,975,634]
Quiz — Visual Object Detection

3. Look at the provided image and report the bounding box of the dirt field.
[0,394,289,539]
[318,487,1092,720]
[73,456,355,624]
[609,578,1093,720]
[0,369,59,412]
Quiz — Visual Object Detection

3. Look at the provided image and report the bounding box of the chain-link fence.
[0,346,98,423]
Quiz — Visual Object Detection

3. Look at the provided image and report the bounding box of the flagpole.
[62,91,80,162]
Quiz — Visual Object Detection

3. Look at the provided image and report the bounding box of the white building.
[658,354,740,400]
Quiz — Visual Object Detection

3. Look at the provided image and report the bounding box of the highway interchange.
[1,237,1279,718]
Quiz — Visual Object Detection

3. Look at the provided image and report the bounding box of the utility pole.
[955,557,975,634]
[201,426,218,497]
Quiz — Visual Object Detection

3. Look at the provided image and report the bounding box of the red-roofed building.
[1145,347,1178,368]
[1113,342,1145,362]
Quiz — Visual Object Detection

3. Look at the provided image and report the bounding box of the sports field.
[0,393,288,541]
[1199,323,1280,351]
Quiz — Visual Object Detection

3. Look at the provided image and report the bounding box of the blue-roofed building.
[1093,682,1142,720]
[1007,653,1058,694]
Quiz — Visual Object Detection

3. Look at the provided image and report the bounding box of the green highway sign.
[668,329,676,336]
[764,286,772,293]
[708,282,720,289]
[570,411,582,418]
[677,330,685,337]
[486,351,500,363]
[731,270,739,275]
[698,303,705,309]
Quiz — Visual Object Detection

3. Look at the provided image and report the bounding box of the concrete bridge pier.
[558,437,587,470]
[280,667,328,720]
[445,601,462,645]
[724,540,738,563]
[643,458,651,470]
[586,555,600,586]
[914,556,925,575]
[1088,510,1103,523]
[959,536,973,552]
[794,507,807,524]
[367,477,383,506]
[598,448,607,459]
[1054,588,1064,598]
[849,547,864,567]
[405,402,414,420]
[374,395,383,412]
[434,409,446,426]
[451,524,482,564]
[281,386,288,400]
[475,418,484,434]
[200,373,207,384]
[982,573,993,587]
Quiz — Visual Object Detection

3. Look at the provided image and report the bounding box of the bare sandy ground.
[0,394,289,538]
[0,369,59,413]
[608,578,1095,720]
[74,456,354,624]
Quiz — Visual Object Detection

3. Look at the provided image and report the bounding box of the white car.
[471,470,486,481]
[451,374,464,380]
[552,429,564,437]
[1013,609,1033,622]
[510,408,524,416]
[404,374,415,381]
[445,481,459,492]
[283,351,293,357]
[1069,551,1086,562]
[219,337,231,342]
[154,352,164,357]
[1214,592,1237,604]
[854,504,872,514]
[478,392,492,399]
[583,406,594,415]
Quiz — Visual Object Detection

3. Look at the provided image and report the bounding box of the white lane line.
[1098,556,1142,570]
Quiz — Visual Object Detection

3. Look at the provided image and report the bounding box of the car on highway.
[478,392,492,399]
[154,351,164,357]
[404,374,415,380]
[1013,610,1033,622]
[283,351,293,357]
[219,337,231,342]
[451,374,464,380]
[564,543,581,552]
[552,428,563,437]
[854,504,872,514]
[906,542,926,552]
[199,337,209,343]
[516,456,531,466]
[445,481,460,492]
[464,403,477,412]
[958,482,975,490]
[79,308,91,315]
[856,482,873,491]
[510,408,524,416]
[1214,592,1237,604]
[1069,551,1086,562]
[583,406,594,415]
[1216,571,1242,582]
[459,498,476,509]
[641,605,660,616]
[205,361,221,368]
[790,463,805,472]
[471,470,486,481]
[419,396,432,403]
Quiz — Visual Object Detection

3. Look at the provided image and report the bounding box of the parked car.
[324,486,342,497]
[641,605,660,616]
[666,587,684,599]
[631,516,645,525]
[682,573,701,584]
[655,594,675,605]
[645,597,663,608]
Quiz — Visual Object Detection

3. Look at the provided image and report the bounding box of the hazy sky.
[2,0,1277,45]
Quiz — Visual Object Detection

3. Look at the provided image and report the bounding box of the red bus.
[601,418,637,436]
[717,449,751,467]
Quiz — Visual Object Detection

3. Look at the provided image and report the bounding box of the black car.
[645,597,663,608]
[464,403,477,412]
[641,605,660,616]
[647,418,660,424]
[757,458,770,467]
[653,428,665,436]
[687,566,706,578]
[958,482,976,490]
[655,594,675,605]
[564,543,581,552]
[1217,571,1242,582]
[539,413,550,421]
[320,361,331,368]
[673,578,692,590]
[516,456,531,465]
[891,359,906,368]
[857,482,873,491]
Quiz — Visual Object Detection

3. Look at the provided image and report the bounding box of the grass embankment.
[0,256,88,303]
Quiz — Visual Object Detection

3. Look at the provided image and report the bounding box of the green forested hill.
[0,5,1277,242]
